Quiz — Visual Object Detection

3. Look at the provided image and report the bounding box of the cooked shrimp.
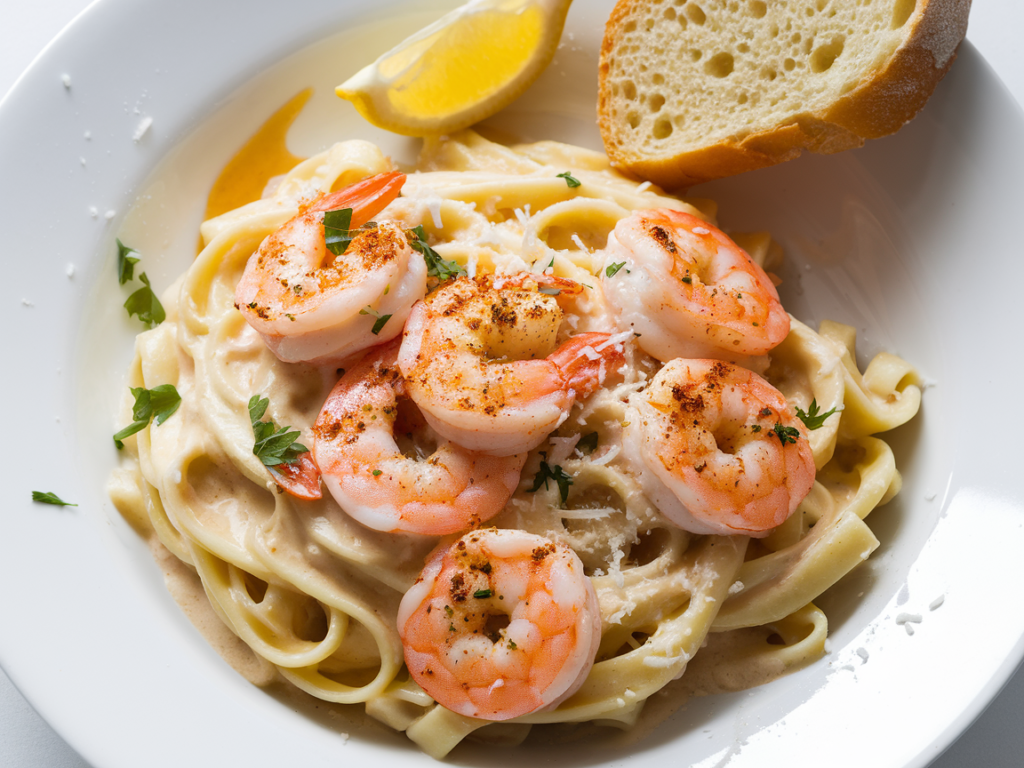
[398,528,601,720]
[312,341,526,535]
[398,274,626,456]
[235,171,427,364]
[623,359,815,537]
[601,209,789,365]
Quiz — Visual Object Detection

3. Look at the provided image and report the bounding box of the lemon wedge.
[337,0,573,136]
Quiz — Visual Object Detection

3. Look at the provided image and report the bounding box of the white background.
[1,1,1021,766]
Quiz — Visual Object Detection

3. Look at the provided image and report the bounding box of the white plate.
[2,1,1022,766]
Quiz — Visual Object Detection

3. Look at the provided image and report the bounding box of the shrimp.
[398,528,601,720]
[398,274,626,456]
[312,341,526,536]
[601,209,789,366]
[235,171,427,364]
[623,359,815,538]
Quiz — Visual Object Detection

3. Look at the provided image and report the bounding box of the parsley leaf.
[772,423,801,445]
[556,171,581,188]
[410,225,466,282]
[576,432,599,455]
[796,399,843,430]
[117,239,140,285]
[473,589,494,599]
[32,491,77,507]
[323,207,355,255]
[606,262,628,277]
[248,395,308,467]
[530,460,573,504]
[113,384,181,448]
[359,306,393,335]
[124,272,166,328]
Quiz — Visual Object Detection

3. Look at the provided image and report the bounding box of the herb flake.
[796,399,843,430]
[473,589,494,599]
[117,239,140,285]
[556,171,581,188]
[123,272,166,328]
[410,225,466,282]
[530,460,573,505]
[359,305,392,335]
[248,395,308,467]
[772,423,801,445]
[606,262,627,277]
[113,384,181,448]
[32,491,77,507]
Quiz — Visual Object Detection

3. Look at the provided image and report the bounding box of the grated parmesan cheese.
[133,116,153,142]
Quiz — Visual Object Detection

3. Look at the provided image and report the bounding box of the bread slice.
[598,0,972,188]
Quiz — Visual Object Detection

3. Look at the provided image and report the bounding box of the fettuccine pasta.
[109,130,920,758]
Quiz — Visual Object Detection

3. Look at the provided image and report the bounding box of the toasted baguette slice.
[598,0,971,188]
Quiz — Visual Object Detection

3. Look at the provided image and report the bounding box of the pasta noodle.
[108,130,920,758]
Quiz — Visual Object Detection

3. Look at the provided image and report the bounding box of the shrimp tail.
[267,452,323,500]
[549,332,626,397]
[302,170,406,226]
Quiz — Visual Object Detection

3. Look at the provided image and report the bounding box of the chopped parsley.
[32,491,77,507]
[117,239,140,285]
[507,639,518,650]
[473,589,494,599]
[530,460,573,505]
[248,395,308,467]
[556,171,581,188]
[796,399,843,430]
[323,208,355,255]
[113,384,181,448]
[410,225,466,281]
[124,272,166,328]
[606,261,628,277]
[772,423,801,445]
[576,432,599,455]
[359,306,392,335]
[372,469,383,477]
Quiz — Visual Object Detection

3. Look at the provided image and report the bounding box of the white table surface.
[2,1,1022,766]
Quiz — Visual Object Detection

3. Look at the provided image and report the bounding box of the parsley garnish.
[359,306,392,335]
[796,399,842,430]
[323,208,355,255]
[530,460,573,504]
[772,423,801,445]
[32,491,77,507]
[372,469,383,477]
[113,384,181,448]
[248,395,308,467]
[606,262,627,277]
[556,171,581,188]
[117,239,140,285]
[124,272,166,328]
[507,639,518,650]
[473,589,494,599]
[410,225,466,281]
[576,432,599,455]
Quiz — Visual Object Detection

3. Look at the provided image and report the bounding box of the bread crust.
[598,0,972,189]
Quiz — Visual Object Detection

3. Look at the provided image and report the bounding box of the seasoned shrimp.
[398,528,601,720]
[623,359,815,537]
[235,171,427,364]
[398,274,626,456]
[312,341,526,536]
[602,209,789,365]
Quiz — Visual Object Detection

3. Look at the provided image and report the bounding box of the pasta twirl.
[108,130,920,758]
